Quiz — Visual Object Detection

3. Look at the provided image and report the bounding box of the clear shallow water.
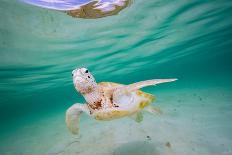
[0,0,232,155]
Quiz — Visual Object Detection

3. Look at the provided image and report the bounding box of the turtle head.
[72,68,97,94]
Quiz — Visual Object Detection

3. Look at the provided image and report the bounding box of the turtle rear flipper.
[66,103,89,135]
[129,112,143,123]
[144,105,162,115]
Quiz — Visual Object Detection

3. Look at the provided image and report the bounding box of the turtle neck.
[83,87,102,109]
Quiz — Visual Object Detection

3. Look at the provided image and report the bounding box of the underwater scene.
[0,0,232,155]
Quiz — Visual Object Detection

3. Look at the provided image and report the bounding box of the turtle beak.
[72,69,76,76]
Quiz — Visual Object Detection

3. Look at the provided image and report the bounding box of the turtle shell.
[99,81,155,108]
[93,82,155,120]
[98,81,123,88]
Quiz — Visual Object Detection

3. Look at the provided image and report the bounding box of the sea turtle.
[66,67,177,134]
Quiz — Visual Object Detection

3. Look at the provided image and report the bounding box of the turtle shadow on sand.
[113,141,159,155]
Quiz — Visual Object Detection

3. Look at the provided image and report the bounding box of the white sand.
[1,87,232,155]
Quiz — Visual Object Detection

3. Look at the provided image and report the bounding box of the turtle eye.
[72,73,73,76]
[85,69,88,73]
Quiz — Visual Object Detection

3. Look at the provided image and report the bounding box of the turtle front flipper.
[66,103,90,135]
[113,79,177,104]
[118,79,177,93]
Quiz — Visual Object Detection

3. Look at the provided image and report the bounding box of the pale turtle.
[66,67,177,134]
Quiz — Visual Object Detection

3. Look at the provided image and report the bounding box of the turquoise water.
[0,0,232,155]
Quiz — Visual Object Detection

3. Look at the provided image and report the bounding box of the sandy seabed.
[0,87,231,155]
